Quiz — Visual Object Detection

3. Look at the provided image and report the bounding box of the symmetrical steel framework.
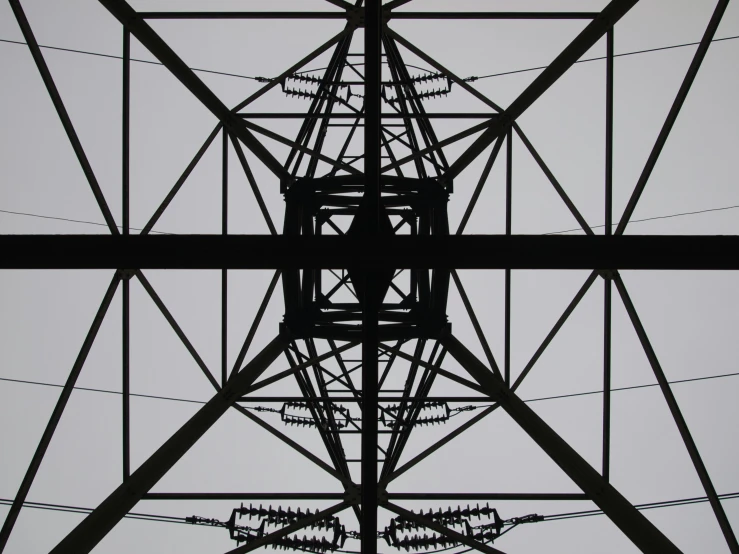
[1,0,737,553]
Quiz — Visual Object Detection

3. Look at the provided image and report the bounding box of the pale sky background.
[1,1,739,553]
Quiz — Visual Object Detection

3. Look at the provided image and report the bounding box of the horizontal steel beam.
[1,235,738,270]
[387,492,588,501]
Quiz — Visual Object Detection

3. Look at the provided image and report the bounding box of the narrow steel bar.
[5,235,739,270]
[241,119,362,176]
[505,129,512,386]
[383,503,507,554]
[239,397,490,402]
[141,124,222,235]
[98,0,289,181]
[239,113,499,119]
[228,133,278,236]
[122,28,130,236]
[122,276,130,481]
[49,333,289,554]
[381,120,494,174]
[139,11,350,19]
[121,27,131,484]
[451,270,502,379]
[377,343,485,394]
[606,28,614,235]
[230,271,281,379]
[222,129,228,387]
[514,124,593,235]
[602,277,612,481]
[603,28,614,482]
[616,0,729,235]
[388,493,589,500]
[135,270,219,391]
[9,0,119,235]
[614,275,739,553]
[224,502,350,554]
[512,271,599,390]
[142,493,346,500]
[384,405,498,485]
[456,135,505,235]
[0,273,121,553]
[442,333,683,554]
[390,12,599,20]
[245,341,358,393]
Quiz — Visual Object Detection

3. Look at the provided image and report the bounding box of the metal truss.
[1,0,737,553]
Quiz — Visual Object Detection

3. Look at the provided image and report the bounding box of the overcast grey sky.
[1,1,739,553]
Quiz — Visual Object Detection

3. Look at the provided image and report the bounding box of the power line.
[543,491,739,522]
[3,201,739,236]
[0,376,206,405]
[0,38,266,81]
[523,370,739,404]
[475,34,739,80]
[3,33,737,85]
[1,370,737,410]
[0,497,189,525]
[546,204,739,235]
[0,209,168,234]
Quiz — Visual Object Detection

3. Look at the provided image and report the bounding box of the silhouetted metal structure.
[1,0,737,553]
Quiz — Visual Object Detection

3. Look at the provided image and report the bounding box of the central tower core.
[282,176,451,340]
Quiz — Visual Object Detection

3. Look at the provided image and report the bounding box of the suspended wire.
[3,34,737,84]
[475,34,739,80]
[0,38,266,81]
[3,202,739,237]
[543,491,739,522]
[1,370,737,410]
[0,497,190,525]
[0,209,169,234]
[0,375,206,405]
[546,204,739,235]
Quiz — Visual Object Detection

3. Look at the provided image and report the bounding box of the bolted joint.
[346,7,392,28]
[599,269,619,281]
[344,484,362,505]
[118,269,136,281]
[346,7,364,28]
[377,487,389,506]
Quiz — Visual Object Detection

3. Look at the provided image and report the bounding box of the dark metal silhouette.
[1,0,736,553]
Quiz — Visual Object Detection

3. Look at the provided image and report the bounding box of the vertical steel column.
[602,27,613,482]
[222,129,228,386]
[121,27,131,482]
[122,276,130,481]
[602,277,611,481]
[362,2,382,552]
[504,129,512,386]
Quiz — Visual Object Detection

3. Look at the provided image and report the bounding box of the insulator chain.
[249,401,486,431]
[188,505,348,553]
[280,77,354,103]
[382,76,453,106]
[381,506,542,551]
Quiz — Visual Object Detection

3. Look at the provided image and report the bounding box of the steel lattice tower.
[1,1,738,553]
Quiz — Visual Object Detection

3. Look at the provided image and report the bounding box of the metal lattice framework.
[1,0,737,553]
